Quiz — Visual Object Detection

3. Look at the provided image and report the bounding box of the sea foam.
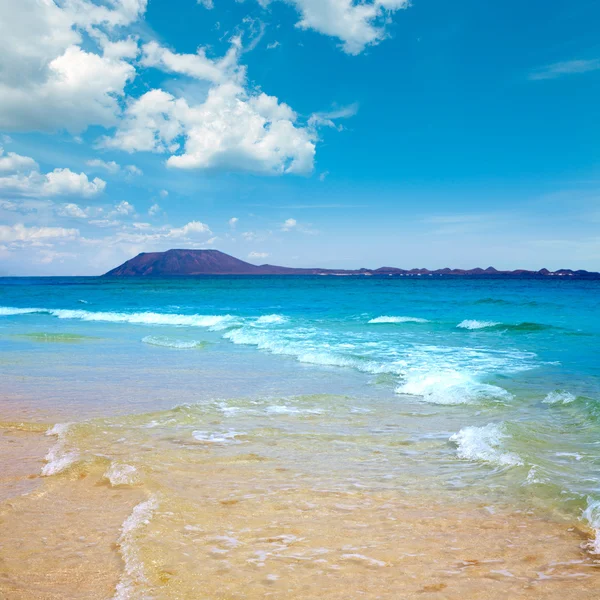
[0,306,236,330]
[449,423,523,467]
[396,371,513,405]
[543,390,577,405]
[457,319,500,330]
[113,495,159,600]
[368,316,429,324]
[41,423,79,476]
[142,336,207,349]
[583,498,600,554]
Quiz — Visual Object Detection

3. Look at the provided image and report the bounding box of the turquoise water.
[2,276,600,545]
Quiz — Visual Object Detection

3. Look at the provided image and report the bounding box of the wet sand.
[1,422,600,600]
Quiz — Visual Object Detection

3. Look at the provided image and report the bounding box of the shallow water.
[1,276,600,598]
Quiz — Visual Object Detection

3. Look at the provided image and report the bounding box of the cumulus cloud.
[259,0,409,55]
[57,203,91,218]
[248,251,269,259]
[110,200,135,216]
[103,35,317,175]
[229,217,239,228]
[167,221,211,237]
[0,223,79,244]
[0,0,145,133]
[0,166,106,198]
[0,147,38,173]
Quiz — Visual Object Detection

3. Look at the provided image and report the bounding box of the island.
[102,249,600,279]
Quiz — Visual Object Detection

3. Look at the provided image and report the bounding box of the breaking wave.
[449,423,523,467]
[457,320,500,330]
[368,316,429,324]
[0,306,236,330]
[396,371,513,405]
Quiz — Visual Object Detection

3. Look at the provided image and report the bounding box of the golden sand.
[1,424,600,600]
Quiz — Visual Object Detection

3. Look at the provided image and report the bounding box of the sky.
[0,0,599,275]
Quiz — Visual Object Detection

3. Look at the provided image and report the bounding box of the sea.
[1,275,600,599]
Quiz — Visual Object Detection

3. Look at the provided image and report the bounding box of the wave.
[583,498,600,554]
[142,336,208,349]
[449,423,523,467]
[396,371,513,405]
[368,316,429,324]
[114,495,159,600]
[457,319,553,333]
[0,306,236,330]
[254,314,288,324]
[41,423,79,476]
[543,390,577,405]
[457,320,500,330]
[0,307,40,315]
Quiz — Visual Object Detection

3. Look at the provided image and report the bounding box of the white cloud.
[125,164,143,176]
[0,0,145,133]
[111,200,135,216]
[57,203,90,218]
[248,251,269,259]
[281,218,297,231]
[44,168,106,197]
[0,223,79,244]
[259,0,409,55]
[229,217,239,228]
[159,189,169,198]
[0,147,38,173]
[266,41,281,50]
[103,35,317,175]
[529,59,600,80]
[86,159,121,173]
[148,203,161,216]
[0,167,106,198]
[167,221,211,237]
[198,0,214,9]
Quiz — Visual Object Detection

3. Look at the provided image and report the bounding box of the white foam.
[104,463,141,486]
[396,371,513,405]
[254,314,288,324]
[457,320,500,330]
[141,336,206,349]
[543,390,577,405]
[449,423,523,467]
[50,309,235,330]
[0,306,41,315]
[41,423,79,476]
[583,498,600,554]
[113,495,159,600]
[368,316,429,324]
[192,429,245,444]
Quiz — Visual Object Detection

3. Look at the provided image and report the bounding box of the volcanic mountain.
[103,249,600,279]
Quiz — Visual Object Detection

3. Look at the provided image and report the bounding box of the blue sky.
[0,0,599,275]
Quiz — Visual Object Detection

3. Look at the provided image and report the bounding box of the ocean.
[1,275,600,598]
